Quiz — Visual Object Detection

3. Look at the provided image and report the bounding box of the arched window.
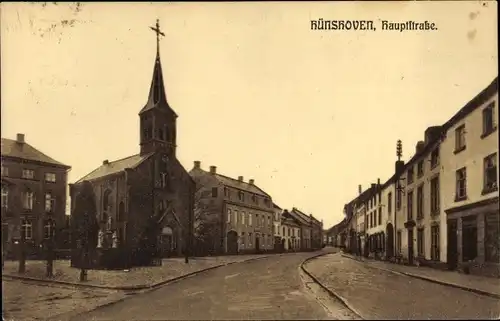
[44,219,55,239]
[103,189,112,218]
[45,192,55,213]
[117,201,125,222]
[21,219,32,240]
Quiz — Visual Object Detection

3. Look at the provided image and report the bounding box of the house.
[289,207,312,250]
[441,77,498,277]
[364,179,385,258]
[281,209,301,251]
[380,175,396,259]
[189,162,274,255]
[272,203,283,251]
[310,215,324,249]
[69,25,195,263]
[1,133,71,259]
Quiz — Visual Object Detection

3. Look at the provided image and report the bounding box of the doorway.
[408,228,414,265]
[227,231,238,255]
[447,219,458,270]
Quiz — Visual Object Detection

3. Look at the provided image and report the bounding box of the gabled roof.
[1,138,70,169]
[281,211,301,227]
[75,153,153,183]
[289,207,310,225]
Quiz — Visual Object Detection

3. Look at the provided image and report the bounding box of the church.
[69,20,195,260]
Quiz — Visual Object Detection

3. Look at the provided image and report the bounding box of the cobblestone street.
[304,253,500,320]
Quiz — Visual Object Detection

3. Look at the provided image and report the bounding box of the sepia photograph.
[1,1,498,320]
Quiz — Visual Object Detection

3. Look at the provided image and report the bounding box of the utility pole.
[394,139,405,258]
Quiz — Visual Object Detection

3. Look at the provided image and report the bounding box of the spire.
[139,19,177,116]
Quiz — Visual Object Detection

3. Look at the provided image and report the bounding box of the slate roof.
[196,168,271,197]
[75,153,153,183]
[289,208,311,225]
[1,138,70,168]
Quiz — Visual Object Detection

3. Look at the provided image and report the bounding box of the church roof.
[75,153,153,183]
[1,137,70,169]
[139,49,178,117]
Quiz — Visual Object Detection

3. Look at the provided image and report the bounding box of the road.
[304,253,500,320]
[69,250,340,320]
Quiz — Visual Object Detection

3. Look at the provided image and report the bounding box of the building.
[281,209,301,251]
[441,78,498,277]
[381,175,396,259]
[189,162,274,255]
[289,207,313,250]
[272,203,283,251]
[325,218,346,247]
[364,179,385,259]
[70,24,195,262]
[310,215,324,249]
[1,133,71,258]
[395,126,445,266]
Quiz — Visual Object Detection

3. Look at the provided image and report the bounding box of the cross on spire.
[150,19,165,56]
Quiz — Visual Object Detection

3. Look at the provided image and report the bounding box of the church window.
[153,73,161,104]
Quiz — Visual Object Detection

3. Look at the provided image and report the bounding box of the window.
[252,195,257,203]
[248,233,253,246]
[454,125,466,152]
[455,167,467,201]
[430,148,439,169]
[44,219,55,239]
[407,167,414,184]
[417,228,424,257]
[22,169,35,179]
[374,196,377,206]
[483,153,498,193]
[485,213,500,263]
[241,211,245,225]
[407,190,413,221]
[21,219,32,240]
[45,172,56,183]
[1,186,8,210]
[264,198,270,207]
[1,166,8,177]
[248,213,253,226]
[397,231,402,254]
[387,192,392,215]
[45,193,55,213]
[224,187,229,197]
[283,226,285,236]
[431,225,440,261]
[227,209,231,223]
[417,161,424,177]
[241,232,246,247]
[238,191,244,201]
[416,184,424,219]
[378,208,382,225]
[396,189,402,210]
[23,191,34,210]
[482,102,496,137]
[160,172,169,189]
[211,187,218,198]
[234,210,238,224]
[430,176,440,215]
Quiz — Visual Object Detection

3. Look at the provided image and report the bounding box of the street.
[64,250,500,320]
[69,251,338,321]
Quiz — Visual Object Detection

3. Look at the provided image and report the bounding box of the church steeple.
[139,19,178,157]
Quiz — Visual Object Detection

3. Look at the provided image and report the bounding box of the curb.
[340,254,500,300]
[2,255,274,292]
[300,252,364,320]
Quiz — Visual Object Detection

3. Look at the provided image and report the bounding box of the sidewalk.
[341,253,500,299]
[2,254,273,291]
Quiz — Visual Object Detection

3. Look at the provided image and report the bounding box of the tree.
[71,180,99,280]
[193,185,221,256]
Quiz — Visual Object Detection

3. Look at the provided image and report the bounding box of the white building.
[272,203,283,248]
[440,78,498,277]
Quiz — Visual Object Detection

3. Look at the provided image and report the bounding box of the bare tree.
[193,185,220,256]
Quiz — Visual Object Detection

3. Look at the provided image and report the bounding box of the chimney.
[194,161,201,169]
[358,185,362,195]
[103,160,109,165]
[209,166,217,175]
[377,178,381,186]
[249,179,254,185]
[424,126,442,145]
[16,133,25,144]
[416,141,425,155]
[238,176,243,182]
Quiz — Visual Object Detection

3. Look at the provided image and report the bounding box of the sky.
[1,1,497,229]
